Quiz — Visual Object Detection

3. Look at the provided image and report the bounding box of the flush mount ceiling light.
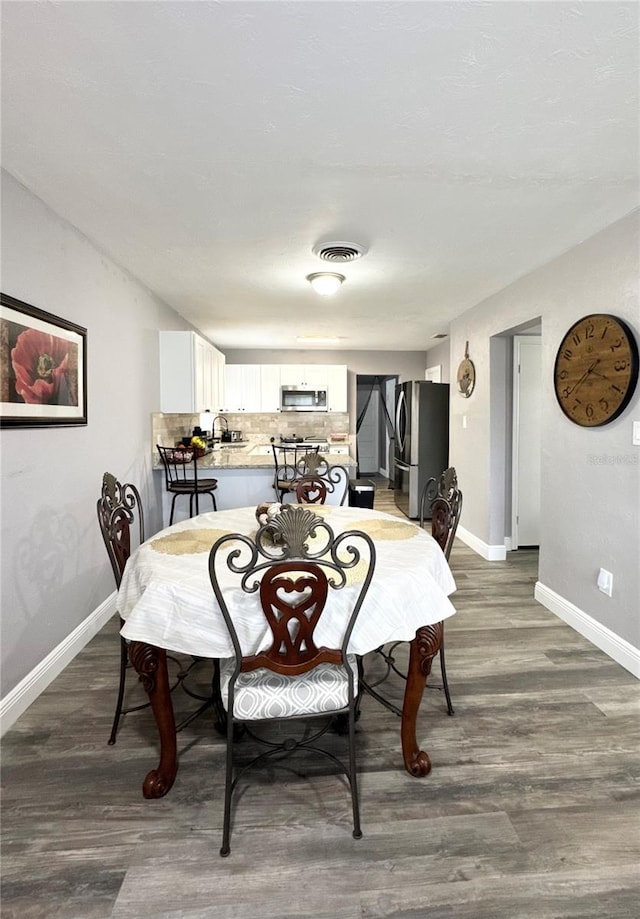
[306,272,345,296]
[296,335,342,345]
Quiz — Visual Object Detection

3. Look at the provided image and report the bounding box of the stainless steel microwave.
[280,385,328,412]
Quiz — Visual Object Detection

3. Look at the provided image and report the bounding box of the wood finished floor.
[2,479,639,918]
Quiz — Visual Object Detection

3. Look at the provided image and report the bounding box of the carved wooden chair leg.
[439,639,455,716]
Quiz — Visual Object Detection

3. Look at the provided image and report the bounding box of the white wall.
[0,171,192,700]
[449,210,639,652]
[424,339,451,383]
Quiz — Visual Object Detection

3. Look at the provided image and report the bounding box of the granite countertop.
[153,444,357,471]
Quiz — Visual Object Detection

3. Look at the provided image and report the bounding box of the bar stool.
[157,445,218,524]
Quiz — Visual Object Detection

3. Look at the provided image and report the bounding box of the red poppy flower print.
[11,328,75,405]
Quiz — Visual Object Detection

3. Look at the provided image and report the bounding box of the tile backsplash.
[152,412,350,449]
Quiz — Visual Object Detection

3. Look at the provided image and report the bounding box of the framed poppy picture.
[0,293,87,428]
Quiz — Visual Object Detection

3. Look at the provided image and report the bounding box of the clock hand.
[567,359,601,396]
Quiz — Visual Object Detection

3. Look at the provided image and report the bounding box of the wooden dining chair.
[294,464,349,506]
[208,504,376,857]
[156,445,218,524]
[418,466,463,715]
[97,472,149,744]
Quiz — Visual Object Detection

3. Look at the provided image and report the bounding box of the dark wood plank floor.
[2,480,639,918]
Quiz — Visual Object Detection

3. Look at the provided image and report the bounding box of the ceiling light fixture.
[296,336,341,345]
[306,272,345,296]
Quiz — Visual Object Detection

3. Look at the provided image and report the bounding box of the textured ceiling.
[2,1,638,351]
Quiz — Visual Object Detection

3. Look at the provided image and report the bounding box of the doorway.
[512,335,542,548]
[356,375,397,477]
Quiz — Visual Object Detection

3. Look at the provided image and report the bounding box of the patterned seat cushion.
[219,655,358,720]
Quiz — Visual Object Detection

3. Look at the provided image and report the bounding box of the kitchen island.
[153,443,357,524]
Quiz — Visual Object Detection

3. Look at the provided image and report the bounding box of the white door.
[512,336,542,547]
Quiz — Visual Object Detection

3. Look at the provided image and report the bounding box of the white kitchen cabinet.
[278,364,333,389]
[159,331,225,413]
[279,364,306,387]
[217,362,347,414]
[212,347,226,412]
[223,364,262,412]
[260,365,281,412]
[325,364,348,412]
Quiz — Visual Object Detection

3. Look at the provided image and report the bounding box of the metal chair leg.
[220,713,235,857]
[169,495,178,526]
[348,703,362,840]
[108,632,129,745]
[440,639,455,716]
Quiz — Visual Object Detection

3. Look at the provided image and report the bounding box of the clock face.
[554,314,639,427]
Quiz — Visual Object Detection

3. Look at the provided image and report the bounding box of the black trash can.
[348,478,376,509]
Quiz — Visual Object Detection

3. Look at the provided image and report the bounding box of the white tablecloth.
[118,506,457,658]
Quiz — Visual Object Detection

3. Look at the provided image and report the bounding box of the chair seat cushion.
[168,479,217,493]
[220,655,358,720]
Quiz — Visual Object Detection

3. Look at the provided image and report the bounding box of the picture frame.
[0,293,87,428]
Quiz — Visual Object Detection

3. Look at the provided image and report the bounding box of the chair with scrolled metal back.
[294,464,350,506]
[97,472,149,744]
[418,466,462,715]
[271,443,321,502]
[209,504,376,857]
[157,445,218,524]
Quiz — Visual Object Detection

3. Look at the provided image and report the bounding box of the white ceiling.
[2,1,638,351]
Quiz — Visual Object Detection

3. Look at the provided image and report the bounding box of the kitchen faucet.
[213,415,229,440]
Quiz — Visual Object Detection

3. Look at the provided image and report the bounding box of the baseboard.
[0,592,118,736]
[456,524,507,561]
[535,581,640,679]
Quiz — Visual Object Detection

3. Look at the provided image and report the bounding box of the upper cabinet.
[221,362,348,413]
[325,364,348,412]
[260,365,282,413]
[159,331,225,413]
[221,364,261,412]
[279,365,329,389]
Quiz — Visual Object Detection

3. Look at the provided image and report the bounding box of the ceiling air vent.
[312,240,367,263]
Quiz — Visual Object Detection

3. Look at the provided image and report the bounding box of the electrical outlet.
[633,421,640,446]
[597,568,613,597]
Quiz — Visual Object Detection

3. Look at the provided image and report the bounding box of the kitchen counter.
[153,443,357,524]
[153,443,356,471]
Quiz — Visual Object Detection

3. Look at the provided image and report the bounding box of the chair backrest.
[271,443,322,490]
[294,464,349,506]
[96,472,144,587]
[419,466,462,561]
[209,505,376,681]
[157,444,194,486]
[295,476,328,504]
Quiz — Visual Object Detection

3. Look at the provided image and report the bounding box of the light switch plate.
[597,568,613,597]
[633,421,640,446]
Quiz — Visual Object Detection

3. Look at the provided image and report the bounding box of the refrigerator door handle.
[396,389,407,453]
[395,459,411,471]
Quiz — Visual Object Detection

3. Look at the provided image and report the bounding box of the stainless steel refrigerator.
[394,381,449,518]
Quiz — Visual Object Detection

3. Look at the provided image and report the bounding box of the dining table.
[117,504,457,798]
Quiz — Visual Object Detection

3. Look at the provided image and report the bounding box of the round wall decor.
[553,313,639,426]
[456,341,476,398]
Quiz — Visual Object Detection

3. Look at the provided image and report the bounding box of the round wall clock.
[456,341,475,398]
[553,313,639,427]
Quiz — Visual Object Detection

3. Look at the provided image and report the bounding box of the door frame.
[511,334,542,549]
